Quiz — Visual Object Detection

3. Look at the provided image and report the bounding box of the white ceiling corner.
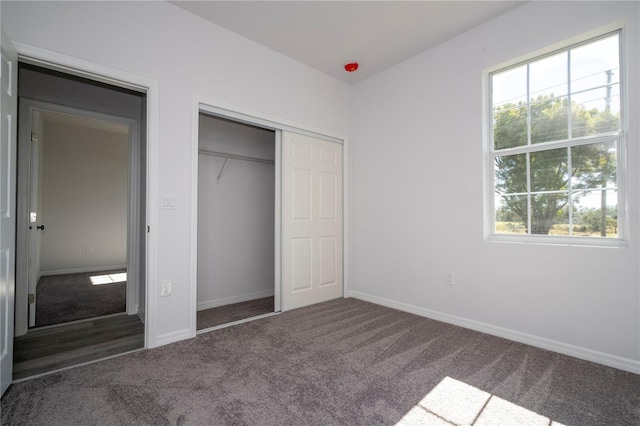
[170,1,527,85]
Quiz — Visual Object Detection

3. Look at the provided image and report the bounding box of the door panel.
[282,132,342,310]
[319,172,337,220]
[1,31,18,396]
[291,168,312,220]
[291,238,312,291]
[318,236,337,286]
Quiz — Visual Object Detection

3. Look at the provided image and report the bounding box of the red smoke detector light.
[344,62,359,73]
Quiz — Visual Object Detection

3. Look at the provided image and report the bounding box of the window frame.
[485,29,628,247]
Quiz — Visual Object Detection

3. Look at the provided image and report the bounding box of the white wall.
[350,1,639,371]
[1,1,351,346]
[197,114,275,309]
[40,120,128,274]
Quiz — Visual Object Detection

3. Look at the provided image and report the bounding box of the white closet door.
[1,30,17,397]
[282,132,342,311]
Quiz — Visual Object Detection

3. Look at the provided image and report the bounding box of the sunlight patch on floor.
[396,376,565,426]
[90,272,127,285]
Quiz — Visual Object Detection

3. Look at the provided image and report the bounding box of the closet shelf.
[198,149,275,183]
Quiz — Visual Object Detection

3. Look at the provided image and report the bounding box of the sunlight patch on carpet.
[90,272,127,285]
[396,376,566,426]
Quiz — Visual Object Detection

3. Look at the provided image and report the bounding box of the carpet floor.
[2,298,639,425]
[35,270,126,327]
[197,296,275,330]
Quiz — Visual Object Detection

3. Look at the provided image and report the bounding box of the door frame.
[15,99,140,335]
[12,41,160,348]
[189,95,349,338]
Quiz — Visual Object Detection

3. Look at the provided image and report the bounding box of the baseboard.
[349,291,640,375]
[197,289,275,311]
[155,328,190,347]
[40,264,127,276]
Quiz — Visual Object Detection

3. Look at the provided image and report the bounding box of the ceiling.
[171,1,526,85]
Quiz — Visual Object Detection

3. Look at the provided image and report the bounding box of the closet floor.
[197,297,274,330]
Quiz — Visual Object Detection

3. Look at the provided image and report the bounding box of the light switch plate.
[161,195,177,210]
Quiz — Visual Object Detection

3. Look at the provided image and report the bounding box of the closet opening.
[196,113,277,331]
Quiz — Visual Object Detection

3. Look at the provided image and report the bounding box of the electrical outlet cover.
[160,281,172,297]
[445,271,454,285]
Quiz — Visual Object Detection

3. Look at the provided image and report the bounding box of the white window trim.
[484,28,629,248]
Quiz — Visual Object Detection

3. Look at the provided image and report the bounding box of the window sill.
[486,233,628,248]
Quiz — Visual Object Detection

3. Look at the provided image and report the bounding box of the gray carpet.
[197,296,275,330]
[35,270,126,327]
[2,298,639,425]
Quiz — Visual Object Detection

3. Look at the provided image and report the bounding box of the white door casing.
[28,110,41,328]
[15,101,41,335]
[15,101,43,335]
[0,30,18,396]
[282,132,343,310]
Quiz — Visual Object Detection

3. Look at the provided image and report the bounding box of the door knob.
[37,225,45,230]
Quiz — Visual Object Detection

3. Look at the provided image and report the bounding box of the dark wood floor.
[197,297,275,330]
[13,314,144,380]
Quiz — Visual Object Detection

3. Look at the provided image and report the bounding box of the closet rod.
[198,149,275,165]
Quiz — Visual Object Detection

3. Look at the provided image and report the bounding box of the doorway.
[12,63,146,379]
[196,113,277,330]
[23,108,131,328]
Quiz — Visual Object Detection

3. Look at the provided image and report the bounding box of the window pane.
[495,194,527,234]
[572,190,618,237]
[531,96,568,143]
[572,85,620,136]
[531,193,568,235]
[571,35,619,93]
[493,105,527,149]
[492,65,527,108]
[530,52,568,100]
[530,148,568,192]
[488,32,623,243]
[495,153,527,194]
[571,141,616,190]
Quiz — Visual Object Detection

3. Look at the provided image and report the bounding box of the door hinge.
[28,293,35,304]
[31,132,39,143]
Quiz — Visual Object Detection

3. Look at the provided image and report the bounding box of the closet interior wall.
[197,114,276,311]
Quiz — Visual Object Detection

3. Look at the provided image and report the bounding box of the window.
[488,32,624,244]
